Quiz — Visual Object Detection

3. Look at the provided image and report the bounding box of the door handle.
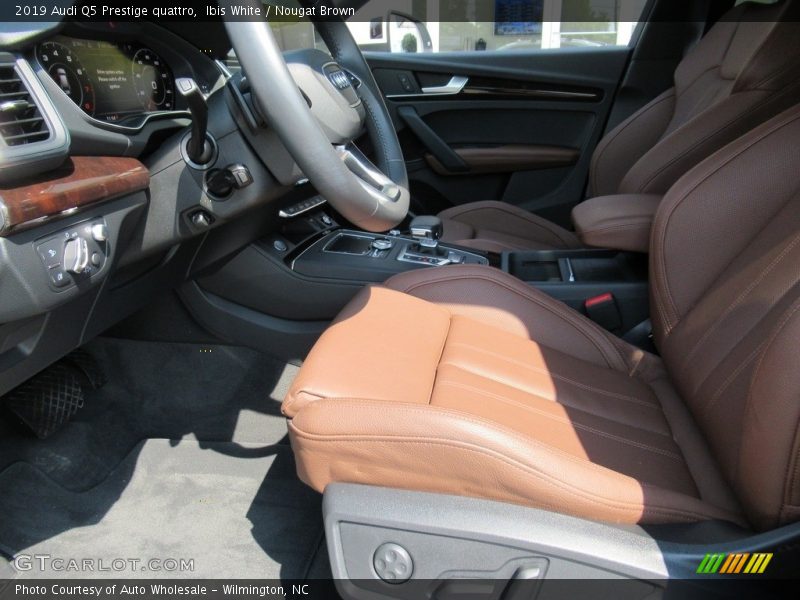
[421,75,469,95]
[387,75,469,99]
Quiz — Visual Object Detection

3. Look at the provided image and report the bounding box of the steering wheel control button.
[279,195,327,218]
[373,543,412,583]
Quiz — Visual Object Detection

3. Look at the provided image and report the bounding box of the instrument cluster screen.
[36,36,176,125]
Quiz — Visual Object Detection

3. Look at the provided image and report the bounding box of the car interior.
[1,0,799,596]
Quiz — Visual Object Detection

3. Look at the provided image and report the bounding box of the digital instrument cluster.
[36,36,176,125]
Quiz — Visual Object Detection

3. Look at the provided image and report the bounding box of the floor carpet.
[0,338,326,580]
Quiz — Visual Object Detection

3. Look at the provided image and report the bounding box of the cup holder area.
[503,249,647,283]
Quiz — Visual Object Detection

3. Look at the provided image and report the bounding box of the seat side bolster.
[618,88,800,195]
[288,398,747,526]
[588,88,676,197]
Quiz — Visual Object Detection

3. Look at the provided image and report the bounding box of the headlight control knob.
[64,237,90,275]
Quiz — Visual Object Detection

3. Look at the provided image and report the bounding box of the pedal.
[3,363,85,439]
[61,348,106,390]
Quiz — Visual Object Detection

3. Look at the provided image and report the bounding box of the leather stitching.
[436,378,683,458]
[580,220,653,234]
[700,339,769,418]
[290,426,722,523]
[590,90,675,195]
[632,91,773,195]
[653,110,800,333]
[741,298,800,490]
[444,340,659,409]
[446,204,577,247]
[393,273,628,371]
[679,229,800,373]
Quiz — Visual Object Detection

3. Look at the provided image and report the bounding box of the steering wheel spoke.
[335,144,403,202]
[222,0,408,231]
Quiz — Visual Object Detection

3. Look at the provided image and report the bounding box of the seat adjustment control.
[373,543,412,583]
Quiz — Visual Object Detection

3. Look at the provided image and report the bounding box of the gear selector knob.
[409,215,443,240]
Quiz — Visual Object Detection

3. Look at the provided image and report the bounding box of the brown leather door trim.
[425,145,580,176]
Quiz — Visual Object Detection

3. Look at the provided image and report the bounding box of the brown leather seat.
[284,103,800,531]
[440,0,800,252]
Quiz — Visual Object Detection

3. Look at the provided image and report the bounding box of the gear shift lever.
[409,216,447,257]
[409,216,443,241]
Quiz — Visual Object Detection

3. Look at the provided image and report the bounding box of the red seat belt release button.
[584,292,622,333]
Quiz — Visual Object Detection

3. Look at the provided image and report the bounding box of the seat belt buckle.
[584,292,623,333]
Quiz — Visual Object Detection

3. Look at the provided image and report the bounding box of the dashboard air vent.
[0,64,51,147]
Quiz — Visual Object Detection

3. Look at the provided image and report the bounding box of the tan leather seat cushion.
[284,268,744,527]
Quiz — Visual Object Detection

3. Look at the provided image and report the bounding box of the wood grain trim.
[0,156,149,236]
[425,144,580,176]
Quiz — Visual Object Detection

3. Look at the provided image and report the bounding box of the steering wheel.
[222,1,410,232]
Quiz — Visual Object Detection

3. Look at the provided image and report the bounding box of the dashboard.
[0,20,298,398]
[35,36,176,126]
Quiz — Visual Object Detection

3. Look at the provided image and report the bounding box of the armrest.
[572,194,662,253]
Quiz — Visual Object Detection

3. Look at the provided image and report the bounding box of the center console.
[291,229,488,283]
[194,207,649,350]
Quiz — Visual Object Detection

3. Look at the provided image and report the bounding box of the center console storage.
[503,248,649,333]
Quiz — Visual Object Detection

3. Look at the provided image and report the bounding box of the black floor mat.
[0,338,325,579]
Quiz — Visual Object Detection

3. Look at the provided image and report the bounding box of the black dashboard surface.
[35,35,176,126]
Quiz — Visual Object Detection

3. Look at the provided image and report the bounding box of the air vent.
[0,64,51,147]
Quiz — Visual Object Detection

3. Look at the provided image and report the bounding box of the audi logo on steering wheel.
[328,70,351,90]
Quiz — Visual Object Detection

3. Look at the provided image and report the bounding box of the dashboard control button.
[48,266,70,288]
[37,238,63,268]
[273,239,288,252]
[371,239,393,251]
[190,211,212,228]
[91,223,109,243]
[91,252,102,267]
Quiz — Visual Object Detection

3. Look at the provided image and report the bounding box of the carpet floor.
[0,338,326,580]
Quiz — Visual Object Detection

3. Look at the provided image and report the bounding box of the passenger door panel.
[365,48,631,225]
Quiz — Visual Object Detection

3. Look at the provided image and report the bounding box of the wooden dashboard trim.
[0,157,149,236]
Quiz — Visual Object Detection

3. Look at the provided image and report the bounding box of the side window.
[347,0,648,53]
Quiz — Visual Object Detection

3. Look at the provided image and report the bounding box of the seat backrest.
[589,0,800,198]
[650,102,800,531]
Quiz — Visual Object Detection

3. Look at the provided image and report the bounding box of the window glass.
[347,0,648,53]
